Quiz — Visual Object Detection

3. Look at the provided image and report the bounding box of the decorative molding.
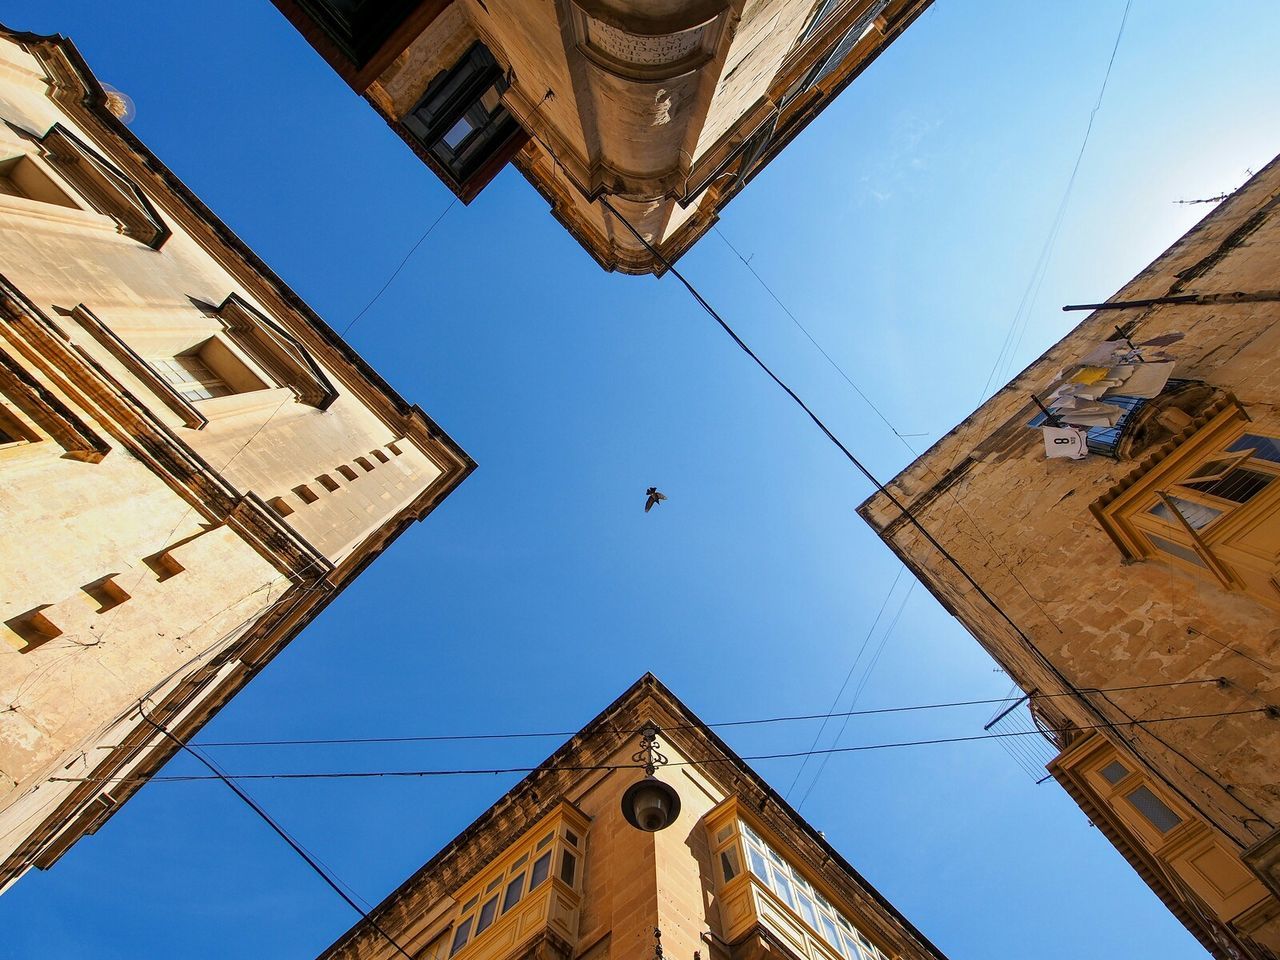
[11,122,170,248]
[0,339,108,461]
[216,293,339,410]
[65,303,208,429]
[568,2,729,83]
[0,275,329,581]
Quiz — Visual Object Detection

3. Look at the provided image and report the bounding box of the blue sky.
[3,1,1279,957]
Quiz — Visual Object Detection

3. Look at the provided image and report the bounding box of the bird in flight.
[644,487,667,513]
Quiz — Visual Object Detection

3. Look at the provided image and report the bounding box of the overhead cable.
[185,678,1222,748]
[139,708,415,959]
[62,704,1268,785]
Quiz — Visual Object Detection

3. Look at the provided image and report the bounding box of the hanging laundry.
[1057,400,1124,427]
[1069,365,1113,385]
[1043,425,1089,459]
[1078,340,1139,367]
[1103,360,1175,399]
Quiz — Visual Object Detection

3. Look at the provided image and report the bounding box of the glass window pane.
[740,821,761,843]
[442,116,475,150]
[1184,468,1274,504]
[746,844,768,878]
[450,917,473,956]
[559,850,577,887]
[715,824,733,844]
[796,890,819,929]
[536,832,554,850]
[1149,495,1221,530]
[564,829,579,847]
[1125,785,1182,833]
[840,932,861,960]
[720,848,740,883]
[510,854,528,871]
[529,852,551,889]
[502,874,524,913]
[1145,533,1206,567]
[1231,433,1280,464]
[462,896,478,913]
[475,896,499,934]
[770,865,795,908]
[486,876,503,894]
[1099,760,1129,785]
[819,914,841,949]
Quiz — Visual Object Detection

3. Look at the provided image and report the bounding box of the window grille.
[1124,785,1182,834]
[1099,761,1129,785]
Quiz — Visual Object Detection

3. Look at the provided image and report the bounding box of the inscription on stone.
[585,17,706,66]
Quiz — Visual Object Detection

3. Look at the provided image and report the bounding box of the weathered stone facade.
[0,26,472,892]
[859,156,1280,958]
[317,675,946,960]
[268,0,931,274]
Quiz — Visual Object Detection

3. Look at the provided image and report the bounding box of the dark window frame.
[402,43,526,199]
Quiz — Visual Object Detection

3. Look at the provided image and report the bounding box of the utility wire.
[62,707,1271,785]
[184,678,1220,748]
[138,707,414,959]
[712,227,917,443]
[796,580,917,810]
[785,566,906,800]
[342,197,458,336]
[600,194,1090,717]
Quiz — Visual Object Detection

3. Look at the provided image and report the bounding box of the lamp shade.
[621,776,682,832]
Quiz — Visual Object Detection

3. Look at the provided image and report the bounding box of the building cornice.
[3,24,474,507]
[318,674,949,960]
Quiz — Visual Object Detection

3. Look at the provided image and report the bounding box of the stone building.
[268,0,931,274]
[0,25,472,892]
[316,674,946,960]
[859,157,1280,957]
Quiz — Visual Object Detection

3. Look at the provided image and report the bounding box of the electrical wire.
[341,197,458,336]
[784,566,907,800]
[57,706,1271,785]
[138,708,413,959]
[795,580,917,810]
[600,194,1097,727]
[182,678,1220,748]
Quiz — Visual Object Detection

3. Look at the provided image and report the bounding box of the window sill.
[195,386,296,421]
[0,192,119,233]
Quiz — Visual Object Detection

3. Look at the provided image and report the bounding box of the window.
[1086,750,1187,845]
[475,895,499,935]
[447,808,586,960]
[502,874,524,913]
[150,355,233,402]
[450,916,474,957]
[720,847,740,883]
[403,43,525,190]
[1124,785,1183,834]
[0,155,77,208]
[1092,403,1280,606]
[712,816,890,960]
[1099,761,1129,785]
[529,851,551,889]
[790,0,888,97]
[559,849,577,886]
[29,125,169,247]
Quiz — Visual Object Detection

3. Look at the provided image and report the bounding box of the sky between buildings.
[3,1,1279,957]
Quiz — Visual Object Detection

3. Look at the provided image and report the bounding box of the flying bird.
[644,487,667,513]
